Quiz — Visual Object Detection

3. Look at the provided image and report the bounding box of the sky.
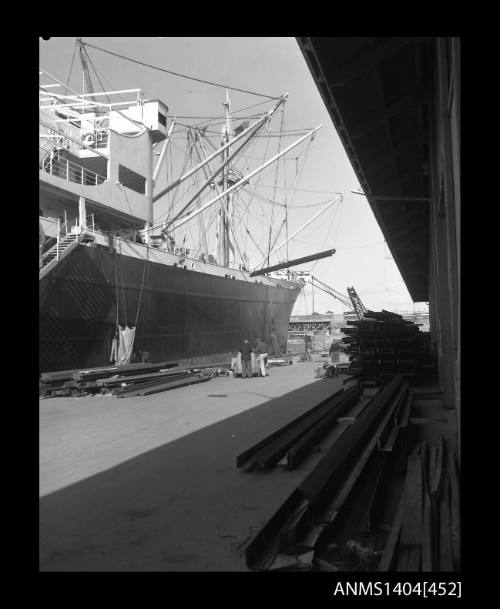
[39,37,428,316]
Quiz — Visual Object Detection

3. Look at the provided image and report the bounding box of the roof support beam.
[371,195,430,202]
[351,92,427,140]
[373,167,426,193]
[393,247,428,252]
[364,134,426,174]
[328,38,412,87]
[385,222,429,242]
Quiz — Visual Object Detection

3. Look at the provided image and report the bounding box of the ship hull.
[39,245,301,372]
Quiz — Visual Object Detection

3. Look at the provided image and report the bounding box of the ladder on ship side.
[39,233,78,279]
[39,222,94,280]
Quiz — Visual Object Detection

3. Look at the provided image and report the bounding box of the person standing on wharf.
[255,337,269,377]
[240,338,253,378]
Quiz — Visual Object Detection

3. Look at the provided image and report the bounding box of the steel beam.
[250,249,335,277]
[236,388,344,468]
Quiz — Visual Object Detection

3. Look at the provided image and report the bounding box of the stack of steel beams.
[39,362,177,396]
[244,376,417,571]
[241,375,459,572]
[342,310,426,385]
[236,386,362,472]
[39,362,219,397]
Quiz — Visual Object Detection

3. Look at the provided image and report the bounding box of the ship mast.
[76,38,99,115]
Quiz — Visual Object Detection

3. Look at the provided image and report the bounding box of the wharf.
[39,360,346,571]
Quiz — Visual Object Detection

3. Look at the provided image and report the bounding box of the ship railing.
[40,152,106,186]
[92,130,109,149]
[41,108,111,151]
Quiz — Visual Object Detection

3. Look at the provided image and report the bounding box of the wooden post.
[79,196,87,230]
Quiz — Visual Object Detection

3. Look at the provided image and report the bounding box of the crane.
[308,277,367,320]
[309,276,354,313]
[347,286,367,319]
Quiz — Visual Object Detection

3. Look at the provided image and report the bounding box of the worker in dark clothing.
[304,334,312,358]
[240,339,253,378]
[254,338,269,377]
[329,340,340,376]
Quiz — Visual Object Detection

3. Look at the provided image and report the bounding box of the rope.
[309,196,343,274]
[266,107,285,265]
[257,184,342,194]
[118,183,137,217]
[185,98,278,128]
[83,45,112,105]
[65,41,77,89]
[114,250,119,329]
[154,139,192,225]
[82,41,280,100]
[134,247,149,327]
[120,254,127,323]
[240,188,341,209]
[282,115,289,261]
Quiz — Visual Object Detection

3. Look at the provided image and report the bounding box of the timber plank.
[447,440,460,571]
[377,497,403,571]
[439,475,453,571]
[399,455,423,548]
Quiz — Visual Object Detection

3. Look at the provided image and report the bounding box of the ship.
[39,40,332,373]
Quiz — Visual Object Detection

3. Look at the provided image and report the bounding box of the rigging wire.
[65,41,77,90]
[155,139,193,225]
[240,187,340,209]
[242,121,272,224]
[308,198,343,276]
[333,194,344,244]
[266,105,285,265]
[120,252,127,324]
[282,111,289,262]
[171,114,263,121]
[85,56,127,103]
[82,45,112,105]
[186,98,280,129]
[134,249,149,327]
[257,184,341,194]
[82,40,280,100]
[114,252,119,330]
[337,240,385,250]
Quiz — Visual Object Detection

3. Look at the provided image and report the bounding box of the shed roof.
[297,37,433,302]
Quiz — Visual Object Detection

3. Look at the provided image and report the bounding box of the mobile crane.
[309,277,367,320]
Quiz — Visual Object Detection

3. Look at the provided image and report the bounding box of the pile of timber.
[242,376,419,571]
[342,310,426,386]
[39,361,221,398]
[377,436,460,572]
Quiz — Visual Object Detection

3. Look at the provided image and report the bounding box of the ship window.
[119,164,146,195]
[158,112,167,128]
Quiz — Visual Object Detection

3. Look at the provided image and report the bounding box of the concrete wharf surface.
[40,360,349,571]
